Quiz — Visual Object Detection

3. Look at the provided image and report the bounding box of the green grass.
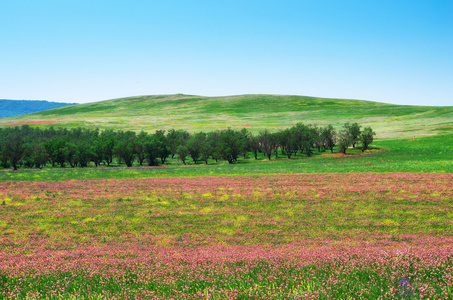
[1,94,452,299]
[1,133,452,181]
[1,173,452,299]
[1,94,452,138]
[3,260,451,299]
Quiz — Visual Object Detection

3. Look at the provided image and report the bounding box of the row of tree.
[0,123,375,170]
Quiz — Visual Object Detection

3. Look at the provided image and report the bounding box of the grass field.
[1,173,452,299]
[0,94,452,138]
[1,94,452,299]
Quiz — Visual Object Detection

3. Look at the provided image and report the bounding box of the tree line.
[0,123,375,170]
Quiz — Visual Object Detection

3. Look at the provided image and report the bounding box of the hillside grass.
[1,94,452,138]
[1,94,452,299]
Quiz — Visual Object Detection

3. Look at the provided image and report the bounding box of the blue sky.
[1,1,452,105]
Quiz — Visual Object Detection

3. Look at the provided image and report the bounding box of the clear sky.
[1,0,452,106]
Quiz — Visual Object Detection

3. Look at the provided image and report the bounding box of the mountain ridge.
[0,99,77,118]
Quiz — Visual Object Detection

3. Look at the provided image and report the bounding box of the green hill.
[0,94,452,138]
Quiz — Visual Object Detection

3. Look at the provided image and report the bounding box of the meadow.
[1,95,453,299]
[1,94,452,138]
[1,173,453,299]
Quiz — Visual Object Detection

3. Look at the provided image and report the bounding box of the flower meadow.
[1,173,453,299]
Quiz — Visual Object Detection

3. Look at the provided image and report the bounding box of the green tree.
[337,124,353,154]
[176,145,189,165]
[360,127,376,152]
[239,128,250,158]
[64,142,78,167]
[99,129,116,166]
[153,130,170,164]
[3,129,27,170]
[22,142,48,169]
[321,125,337,153]
[311,125,323,152]
[75,142,94,167]
[278,128,300,159]
[31,143,48,169]
[187,132,207,164]
[135,131,148,166]
[247,133,260,159]
[115,131,136,167]
[0,129,10,168]
[199,132,215,164]
[144,135,160,166]
[218,129,246,163]
[258,130,278,160]
[44,137,67,167]
[344,122,361,148]
[91,139,105,167]
[167,129,190,159]
[294,123,315,157]
[207,131,222,162]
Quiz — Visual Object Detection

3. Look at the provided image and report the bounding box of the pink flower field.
[1,173,452,299]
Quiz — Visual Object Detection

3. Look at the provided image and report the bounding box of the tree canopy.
[0,122,376,170]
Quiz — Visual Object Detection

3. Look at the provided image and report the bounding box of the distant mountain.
[0,100,77,118]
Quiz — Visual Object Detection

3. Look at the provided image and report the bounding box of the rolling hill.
[0,99,77,118]
[0,94,451,139]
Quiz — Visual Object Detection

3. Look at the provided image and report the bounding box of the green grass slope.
[0,94,452,138]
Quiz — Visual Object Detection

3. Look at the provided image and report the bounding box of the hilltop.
[0,99,77,118]
[0,94,451,138]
